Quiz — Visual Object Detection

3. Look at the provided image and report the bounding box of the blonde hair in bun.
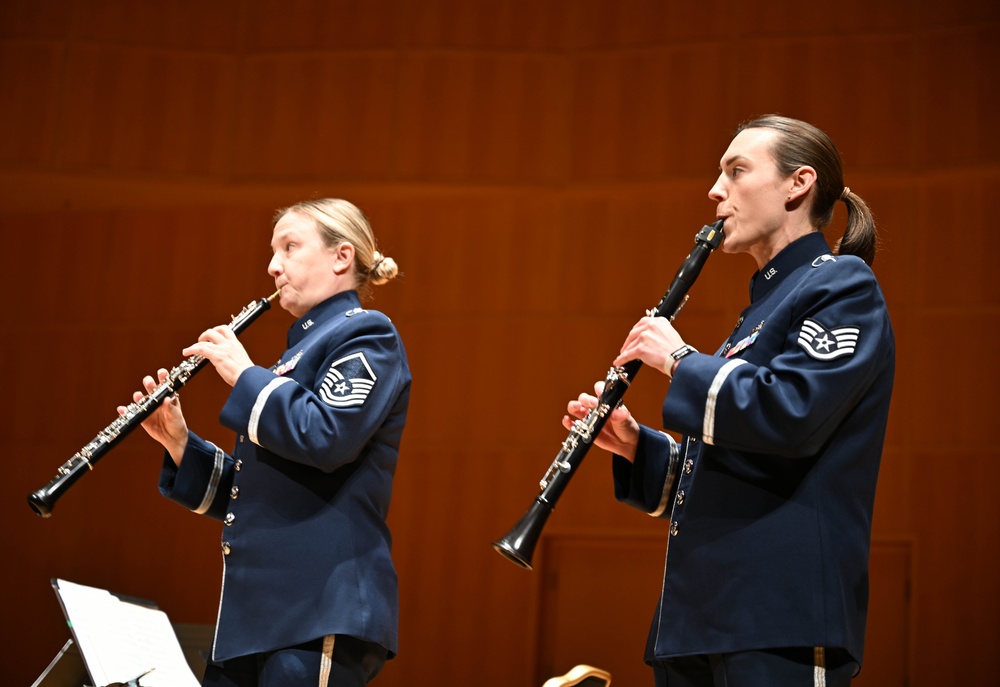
[274,198,400,296]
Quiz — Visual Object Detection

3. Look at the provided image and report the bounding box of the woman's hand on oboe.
[118,368,189,467]
[184,325,254,387]
[563,381,641,462]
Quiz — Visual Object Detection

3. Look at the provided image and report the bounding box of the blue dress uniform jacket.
[612,232,894,667]
[158,290,411,663]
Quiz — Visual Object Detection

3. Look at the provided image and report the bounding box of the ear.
[330,242,355,276]
[787,165,818,203]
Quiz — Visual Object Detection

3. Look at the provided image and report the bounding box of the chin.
[279,298,301,317]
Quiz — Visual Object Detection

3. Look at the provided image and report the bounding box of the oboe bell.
[27,291,280,518]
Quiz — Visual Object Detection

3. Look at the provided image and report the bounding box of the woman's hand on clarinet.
[563,381,641,462]
[184,325,254,387]
[118,368,189,467]
[614,316,686,376]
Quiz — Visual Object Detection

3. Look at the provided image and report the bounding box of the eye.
[731,167,743,179]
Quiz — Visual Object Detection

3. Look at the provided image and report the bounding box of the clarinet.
[492,221,724,569]
[27,290,280,518]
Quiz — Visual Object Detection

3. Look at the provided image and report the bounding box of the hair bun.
[369,251,399,285]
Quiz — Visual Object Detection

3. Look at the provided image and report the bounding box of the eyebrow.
[270,228,296,249]
[721,154,749,170]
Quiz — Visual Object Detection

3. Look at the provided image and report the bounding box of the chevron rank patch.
[319,352,377,407]
[798,319,860,361]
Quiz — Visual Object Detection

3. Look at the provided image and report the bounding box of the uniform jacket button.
[234,459,243,472]
[222,541,231,556]
[675,489,685,506]
[224,512,236,526]
[684,459,694,475]
[670,521,679,536]
[230,486,239,500]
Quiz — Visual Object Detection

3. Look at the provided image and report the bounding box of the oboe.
[492,221,724,569]
[27,290,280,518]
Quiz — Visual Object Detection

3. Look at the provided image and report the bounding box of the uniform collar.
[287,290,361,347]
[748,232,832,303]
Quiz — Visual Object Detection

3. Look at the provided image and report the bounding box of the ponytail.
[837,187,878,266]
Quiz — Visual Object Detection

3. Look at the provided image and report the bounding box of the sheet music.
[53,579,201,687]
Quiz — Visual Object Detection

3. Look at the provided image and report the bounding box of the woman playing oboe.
[123,199,411,686]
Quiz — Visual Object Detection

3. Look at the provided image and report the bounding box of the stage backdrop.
[2,1,998,685]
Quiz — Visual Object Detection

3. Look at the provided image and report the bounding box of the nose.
[708,173,726,203]
[267,254,282,278]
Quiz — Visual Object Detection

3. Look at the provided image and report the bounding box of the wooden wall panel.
[0,42,63,166]
[569,47,734,180]
[570,0,732,47]
[912,173,1000,309]
[70,0,243,51]
[232,54,398,180]
[58,45,238,176]
[2,1,999,685]
[913,26,1000,166]
[908,450,1000,686]
[732,36,918,170]
[395,53,571,182]
[400,0,571,49]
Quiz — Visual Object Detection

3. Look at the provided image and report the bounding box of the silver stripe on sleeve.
[248,377,293,446]
[649,433,680,517]
[703,359,746,445]
[194,444,225,515]
[319,634,336,687]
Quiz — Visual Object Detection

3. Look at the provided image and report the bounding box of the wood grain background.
[2,1,997,685]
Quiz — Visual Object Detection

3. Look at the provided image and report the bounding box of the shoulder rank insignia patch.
[319,352,378,407]
[798,318,859,360]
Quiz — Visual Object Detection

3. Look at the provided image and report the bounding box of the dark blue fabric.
[652,647,856,687]
[202,635,387,687]
[159,290,410,663]
[614,233,894,666]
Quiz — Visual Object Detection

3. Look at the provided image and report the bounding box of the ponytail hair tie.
[840,186,851,201]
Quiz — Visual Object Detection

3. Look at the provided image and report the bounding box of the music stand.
[31,638,89,687]
[34,578,201,687]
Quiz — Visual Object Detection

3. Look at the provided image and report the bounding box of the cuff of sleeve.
[612,426,676,513]
[158,432,228,518]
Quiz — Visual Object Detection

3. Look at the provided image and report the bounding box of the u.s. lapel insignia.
[798,318,860,360]
[319,352,377,407]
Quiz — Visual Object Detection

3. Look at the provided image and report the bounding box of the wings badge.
[797,318,860,361]
[319,352,378,407]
